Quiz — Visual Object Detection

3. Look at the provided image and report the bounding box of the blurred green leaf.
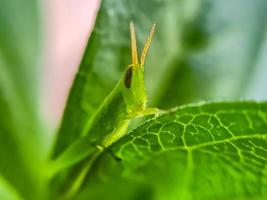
[77,102,267,200]
[0,176,22,200]
[0,0,45,198]
[54,0,267,157]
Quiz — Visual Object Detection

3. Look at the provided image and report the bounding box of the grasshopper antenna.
[130,21,139,65]
[140,23,156,66]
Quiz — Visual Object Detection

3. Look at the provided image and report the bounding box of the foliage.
[0,0,267,199]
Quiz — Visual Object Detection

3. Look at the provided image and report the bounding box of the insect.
[80,21,161,148]
[54,22,162,199]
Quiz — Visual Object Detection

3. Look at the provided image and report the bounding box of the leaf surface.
[77,102,267,200]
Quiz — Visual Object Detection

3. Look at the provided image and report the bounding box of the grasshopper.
[53,22,163,199]
[81,22,161,148]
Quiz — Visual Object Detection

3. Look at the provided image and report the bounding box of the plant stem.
[61,150,101,200]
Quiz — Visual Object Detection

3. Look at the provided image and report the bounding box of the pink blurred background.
[42,0,100,126]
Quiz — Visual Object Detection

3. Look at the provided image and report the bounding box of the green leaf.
[77,102,267,200]
[0,0,45,198]
[0,176,22,200]
[54,0,267,157]
[50,139,98,175]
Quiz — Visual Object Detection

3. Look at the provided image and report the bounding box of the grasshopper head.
[122,22,156,113]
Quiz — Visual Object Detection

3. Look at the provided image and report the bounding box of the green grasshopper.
[52,22,162,198]
[80,22,161,148]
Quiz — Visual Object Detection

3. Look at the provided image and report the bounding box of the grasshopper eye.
[124,66,132,88]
